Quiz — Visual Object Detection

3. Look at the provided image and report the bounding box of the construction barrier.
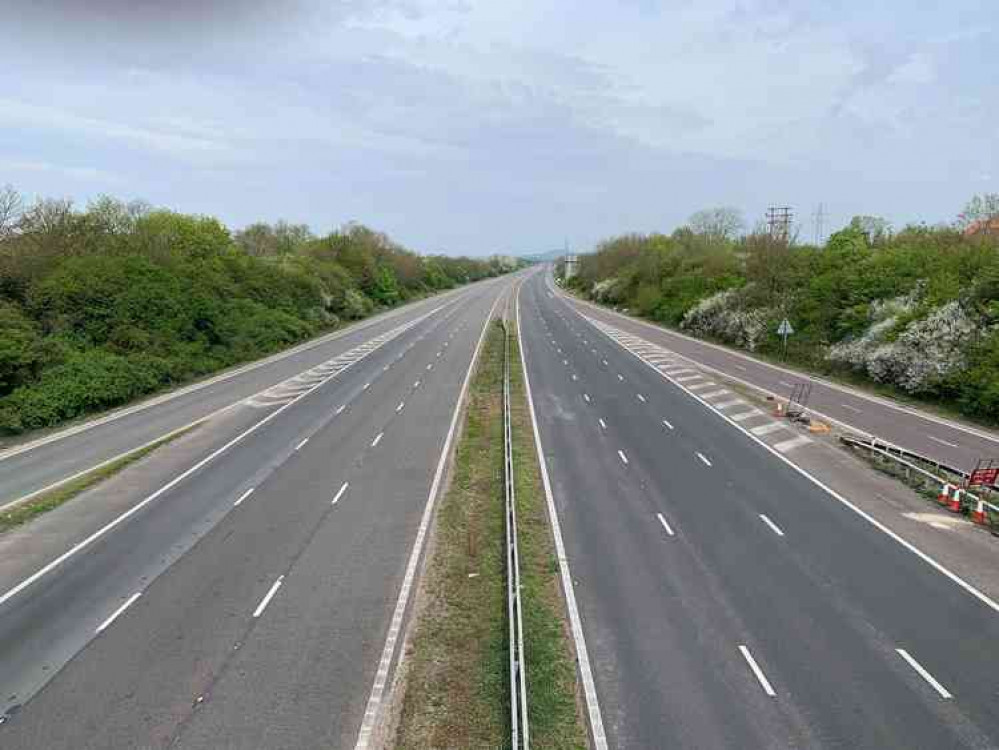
[937,483,956,507]
[948,488,964,513]
[972,498,988,525]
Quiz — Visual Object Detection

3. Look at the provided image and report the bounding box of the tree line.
[0,186,518,434]
[563,196,999,426]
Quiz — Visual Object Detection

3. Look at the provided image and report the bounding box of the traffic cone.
[937,483,954,506]
[948,488,964,513]
[972,499,988,525]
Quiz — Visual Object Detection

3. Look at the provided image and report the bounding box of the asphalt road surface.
[0,273,518,748]
[519,268,999,749]
[0,279,497,509]
[559,280,999,474]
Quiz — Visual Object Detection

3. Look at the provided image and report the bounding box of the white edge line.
[332,482,349,505]
[739,644,777,697]
[352,284,506,750]
[516,280,609,750]
[581,310,999,616]
[896,648,952,699]
[234,487,255,507]
[371,433,383,448]
[656,513,675,537]
[252,576,284,618]
[0,310,442,608]
[95,591,142,634]
[759,514,785,537]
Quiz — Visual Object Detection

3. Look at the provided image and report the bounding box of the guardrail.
[840,434,999,531]
[502,317,530,749]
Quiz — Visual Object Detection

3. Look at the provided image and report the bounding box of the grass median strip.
[394,320,587,749]
[0,424,199,535]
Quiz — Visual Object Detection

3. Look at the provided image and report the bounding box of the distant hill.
[520,249,570,262]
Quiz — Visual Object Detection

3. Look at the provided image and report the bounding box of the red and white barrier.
[972,498,988,525]
[948,488,964,513]
[937,483,955,507]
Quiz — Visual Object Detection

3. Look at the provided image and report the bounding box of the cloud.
[0,0,995,251]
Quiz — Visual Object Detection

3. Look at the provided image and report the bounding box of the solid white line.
[656,513,675,536]
[332,482,349,505]
[234,487,255,507]
[295,437,309,450]
[759,514,785,537]
[252,576,284,618]
[896,649,952,699]
[96,592,142,634]
[739,645,776,696]
[354,286,506,750]
[928,435,960,449]
[599,418,607,429]
[396,402,405,413]
[696,452,712,467]
[371,432,383,448]
[637,394,647,403]
[583,315,999,616]
[662,419,674,430]
[336,404,346,415]
[618,449,629,465]
[516,287,608,750]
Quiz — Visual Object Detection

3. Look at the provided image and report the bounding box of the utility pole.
[812,203,825,246]
[766,206,793,244]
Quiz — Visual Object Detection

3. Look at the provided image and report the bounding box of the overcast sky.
[0,1,995,254]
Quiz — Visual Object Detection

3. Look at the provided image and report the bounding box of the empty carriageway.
[0,276,516,750]
[518,269,999,749]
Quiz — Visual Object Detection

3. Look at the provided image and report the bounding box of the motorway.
[3,264,999,750]
[519,269,999,748]
[0,274,518,748]
[0,279,496,509]
[561,286,999,473]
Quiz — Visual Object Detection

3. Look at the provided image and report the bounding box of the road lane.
[0,279,500,508]
[520,269,999,748]
[0,274,516,747]
[555,274,999,472]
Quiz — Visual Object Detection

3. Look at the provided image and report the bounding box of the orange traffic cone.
[948,488,964,513]
[937,483,954,506]
[972,499,988,525]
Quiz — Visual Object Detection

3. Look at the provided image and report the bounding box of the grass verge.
[509,324,589,749]
[0,423,199,535]
[394,318,587,749]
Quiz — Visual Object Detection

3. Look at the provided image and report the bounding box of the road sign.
[969,467,999,487]
[777,319,794,336]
